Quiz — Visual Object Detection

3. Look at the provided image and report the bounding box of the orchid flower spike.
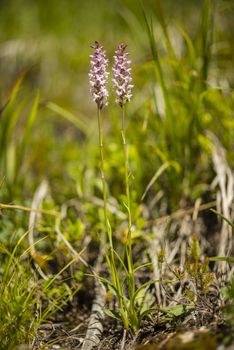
[89,41,109,110]
[112,44,133,108]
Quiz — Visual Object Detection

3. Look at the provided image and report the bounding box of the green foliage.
[0,238,39,349]
[0,232,79,350]
[0,73,39,199]
[138,0,233,207]
[207,210,234,299]
[0,0,233,344]
[185,235,215,297]
[223,278,234,327]
[210,209,234,231]
[159,304,194,320]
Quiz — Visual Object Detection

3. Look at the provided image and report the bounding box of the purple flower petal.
[112,44,133,107]
[89,41,109,109]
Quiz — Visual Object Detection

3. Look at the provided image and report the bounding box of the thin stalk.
[0,203,60,217]
[97,107,112,248]
[121,106,136,318]
[121,106,132,242]
[97,107,126,322]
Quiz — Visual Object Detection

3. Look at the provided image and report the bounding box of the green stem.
[97,107,112,248]
[97,107,126,323]
[121,106,135,302]
[121,106,132,237]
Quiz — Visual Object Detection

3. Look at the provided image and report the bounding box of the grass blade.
[46,101,88,135]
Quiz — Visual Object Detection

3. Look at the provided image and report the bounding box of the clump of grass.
[0,230,79,350]
[0,70,39,200]
[136,0,233,208]
[0,232,41,349]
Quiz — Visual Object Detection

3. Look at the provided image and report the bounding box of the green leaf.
[140,307,159,321]
[85,273,120,297]
[134,262,153,273]
[141,161,179,200]
[208,256,234,263]
[16,90,40,180]
[176,22,196,67]
[113,249,128,274]
[104,309,121,321]
[140,2,174,136]
[46,101,88,135]
[133,279,175,306]
[159,304,194,318]
[210,209,234,230]
[44,249,86,291]
[8,68,28,106]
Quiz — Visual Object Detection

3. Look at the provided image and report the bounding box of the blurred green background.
[0,0,233,208]
[1,0,232,108]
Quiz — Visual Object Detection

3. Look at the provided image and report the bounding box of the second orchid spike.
[112,43,133,108]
